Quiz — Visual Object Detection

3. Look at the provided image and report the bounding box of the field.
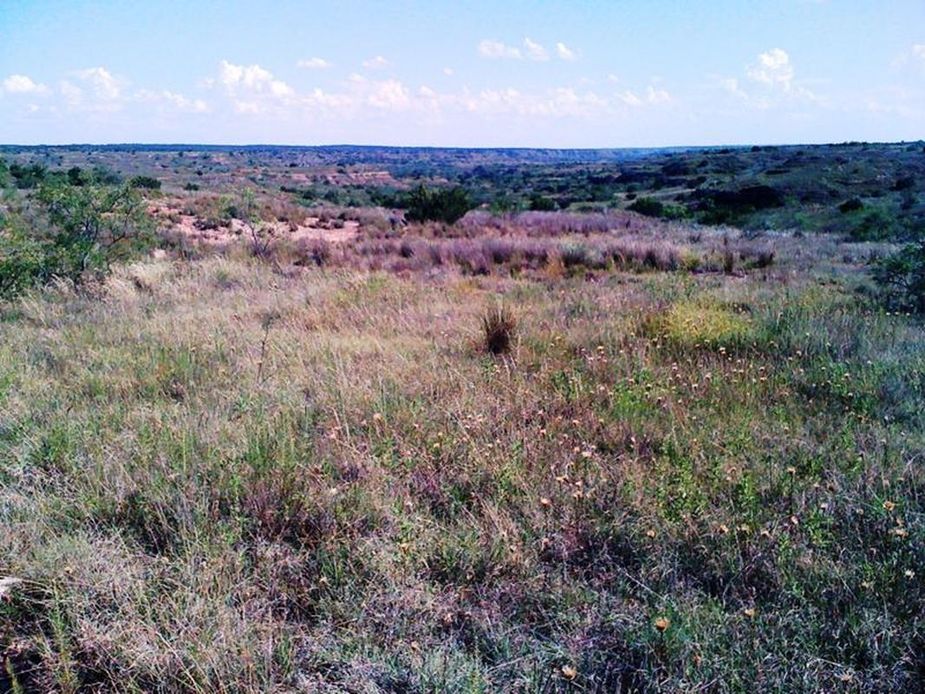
[1,145,924,692]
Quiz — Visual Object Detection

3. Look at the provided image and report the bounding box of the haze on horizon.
[1,0,923,148]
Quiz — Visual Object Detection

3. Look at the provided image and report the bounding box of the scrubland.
[2,208,923,692]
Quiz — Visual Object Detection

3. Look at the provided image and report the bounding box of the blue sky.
[1,0,923,146]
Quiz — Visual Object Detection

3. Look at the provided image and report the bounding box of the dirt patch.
[158,209,359,247]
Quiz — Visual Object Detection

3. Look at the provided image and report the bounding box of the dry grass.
[0,234,923,691]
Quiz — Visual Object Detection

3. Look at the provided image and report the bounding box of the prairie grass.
[0,240,923,691]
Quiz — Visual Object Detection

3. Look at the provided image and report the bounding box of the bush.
[873,241,925,313]
[839,197,864,213]
[130,175,162,190]
[0,181,152,299]
[0,224,46,298]
[404,185,471,224]
[628,197,665,217]
[851,210,898,241]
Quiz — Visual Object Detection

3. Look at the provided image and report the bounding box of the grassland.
[1,223,923,692]
[1,146,924,692]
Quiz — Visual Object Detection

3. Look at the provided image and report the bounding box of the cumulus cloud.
[297,57,331,69]
[55,67,124,111]
[479,38,578,63]
[523,38,549,61]
[914,44,925,63]
[136,89,208,113]
[478,39,522,60]
[366,79,410,109]
[219,60,293,97]
[362,55,389,69]
[2,74,48,94]
[556,42,577,61]
[746,48,794,90]
[619,85,671,107]
[77,67,121,99]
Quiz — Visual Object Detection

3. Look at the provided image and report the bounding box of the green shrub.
[129,175,162,190]
[852,210,899,241]
[839,197,863,213]
[0,181,152,299]
[404,185,471,224]
[628,197,665,217]
[873,240,925,313]
[0,223,46,298]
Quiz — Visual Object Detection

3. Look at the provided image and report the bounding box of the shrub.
[404,185,472,224]
[130,175,162,190]
[873,240,925,313]
[0,181,151,299]
[851,210,898,241]
[0,223,46,298]
[628,197,665,217]
[839,197,864,213]
[481,306,516,355]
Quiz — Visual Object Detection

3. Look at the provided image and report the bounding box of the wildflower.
[892,528,908,538]
[654,616,670,632]
[540,497,552,508]
[904,569,915,579]
[882,500,895,512]
[561,665,577,680]
[743,607,756,618]
[646,529,656,538]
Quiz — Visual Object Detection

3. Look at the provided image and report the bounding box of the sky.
[0,0,923,147]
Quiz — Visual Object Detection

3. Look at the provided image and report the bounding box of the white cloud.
[523,37,549,62]
[362,55,389,69]
[746,48,794,90]
[645,85,671,104]
[914,44,925,62]
[619,91,643,107]
[443,67,454,76]
[2,74,48,94]
[478,39,522,60]
[479,38,577,63]
[219,60,293,97]
[556,42,577,61]
[297,57,331,69]
[136,89,208,113]
[77,67,121,100]
[720,77,749,100]
[217,59,294,112]
[366,79,410,109]
[619,85,671,107]
[59,80,82,106]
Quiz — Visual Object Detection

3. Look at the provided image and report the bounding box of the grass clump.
[659,301,756,349]
[481,305,516,355]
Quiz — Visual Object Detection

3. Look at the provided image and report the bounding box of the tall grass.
[1,247,922,691]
